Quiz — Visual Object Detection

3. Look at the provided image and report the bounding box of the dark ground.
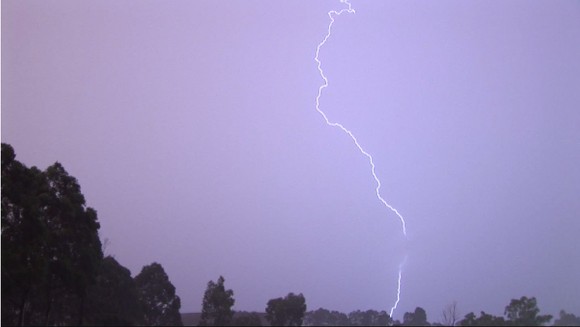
[181,312,269,326]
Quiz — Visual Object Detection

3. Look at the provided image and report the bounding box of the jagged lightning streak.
[314,0,408,318]
[315,1,407,237]
[389,255,408,317]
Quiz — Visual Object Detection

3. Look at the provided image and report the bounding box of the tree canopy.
[2,143,103,325]
[402,307,430,326]
[304,308,394,326]
[85,256,144,325]
[265,292,307,326]
[199,276,235,326]
[304,308,349,326]
[460,296,553,327]
[349,309,392,326]
[459,311,506,326]
[504,296,552,326]
[553,310,580,326]
[135,262,183,326]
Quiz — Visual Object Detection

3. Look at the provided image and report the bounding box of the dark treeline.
[197,278,578,327]
[303,299,580,326]
[1,143,181,326]
[2,143,578,326]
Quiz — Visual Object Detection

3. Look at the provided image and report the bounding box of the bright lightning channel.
[390,255,408,317]
[314,0,408,318]
[315,1,407,237]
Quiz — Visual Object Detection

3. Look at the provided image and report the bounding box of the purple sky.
[3,0,580,321]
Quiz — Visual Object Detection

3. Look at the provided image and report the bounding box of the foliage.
[553,310,580,326]
[460,296,553,326]
[504,296,552,326]
[199,276,235,326]
[304,308,350,326]
[2,143,103,325]
[349,309,392,326]
[402,307,430,326]
[44,162,104,324]
[233,312,263,326]
[304,308,393,326]
[135,262,183,326]
[2,144,47,325]
[265,293,307,326]
[2,143,574,327]
[459,311,506,326]
[85,256,144,325]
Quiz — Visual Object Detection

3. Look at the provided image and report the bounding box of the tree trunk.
[44,280,53,326]
[17,291,28,327]
[77,292,85,326]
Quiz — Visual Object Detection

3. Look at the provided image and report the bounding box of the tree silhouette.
[504,296,552,326]
[135,263,183,326]
[2,144,103,326]
[553,310,580,326]
[348,309,391,326]
[403,307,430,326]
[85,256,144,325]
[265,293,307,326]
[441,301,460,326]
[199,276,235,326]
[304,308,350,326]
[459,311,505,326]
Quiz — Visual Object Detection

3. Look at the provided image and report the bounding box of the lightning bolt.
[389,255,408,318]
[314,0,409,318]
[314,1,407,237]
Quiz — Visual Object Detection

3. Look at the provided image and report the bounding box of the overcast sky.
[3,0,579,321]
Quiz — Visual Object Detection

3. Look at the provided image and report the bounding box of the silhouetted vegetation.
[1,144,181,326]
[233,312,264,326]
[135,263,183,326]
[1,143,575,326]
[441,301,460,326]
[459,296,552,326]
[553,310,580,326]
[303,308,350,325]
[2,143,102,325]
[265,293,307,326]
[85,256,144,325]
[199,276,235,326]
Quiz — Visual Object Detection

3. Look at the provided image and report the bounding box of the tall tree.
[135,263,183,326]
[85,256,144,326]
[441,301,460,326]
[43,162,104,325]
[1,144,49,326]
[199,276,235,326]
[265,293,307,326]
[504,296,552,326]
[1,144,103,326]
[403,307,430,326]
